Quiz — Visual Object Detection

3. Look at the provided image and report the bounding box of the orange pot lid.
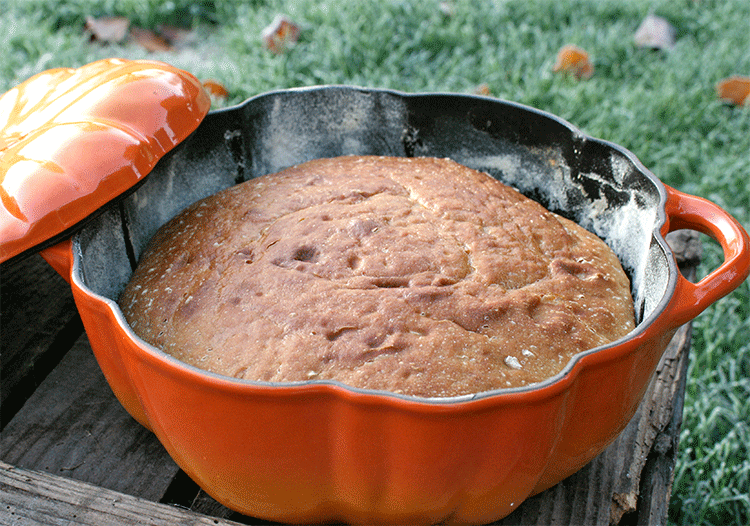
[0,58,211,264]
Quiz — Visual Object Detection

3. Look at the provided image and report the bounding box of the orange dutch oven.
[2,62,749,525]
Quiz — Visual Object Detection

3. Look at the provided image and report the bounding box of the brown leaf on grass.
[261,15,300,54]
[157,25,196,49]
[202,79,229,99]
[130,26,172,53]
[716,76,750,106]
[634,15,676,50]
[473,83,492,96]
[85,16,130,43]
[552,45,593,79]
[84,17,196,54]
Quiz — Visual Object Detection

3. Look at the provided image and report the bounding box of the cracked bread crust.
[119,156,635,397]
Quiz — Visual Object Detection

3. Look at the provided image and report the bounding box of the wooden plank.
[0,461,242,526]
[0,254,73,353]
[1,253,83,427]
[0,333,180,501]
[613,322,692,525]
[171,484,276,525]
[617,323,693,526]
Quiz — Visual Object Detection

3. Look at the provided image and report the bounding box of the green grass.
[2,1,748,524]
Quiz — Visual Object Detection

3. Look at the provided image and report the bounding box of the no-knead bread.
[119,156,635,397]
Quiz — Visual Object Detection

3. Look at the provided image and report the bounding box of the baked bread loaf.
[119,156,635,397]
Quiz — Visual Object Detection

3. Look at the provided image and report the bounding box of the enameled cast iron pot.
[39,87,749,525]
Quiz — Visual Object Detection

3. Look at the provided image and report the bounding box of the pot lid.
[0,58,211,264]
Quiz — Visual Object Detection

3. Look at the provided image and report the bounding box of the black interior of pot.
[74,86,673,339]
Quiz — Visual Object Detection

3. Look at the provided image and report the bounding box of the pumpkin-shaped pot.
[4,80,748,524]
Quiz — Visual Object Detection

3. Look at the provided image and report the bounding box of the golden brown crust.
[119,156,635,397]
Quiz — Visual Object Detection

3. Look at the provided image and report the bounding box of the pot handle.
[40,239,74,285]
[661,184,750,327]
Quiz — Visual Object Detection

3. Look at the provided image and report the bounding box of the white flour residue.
[261,96,307,172]
[610,151,632,185]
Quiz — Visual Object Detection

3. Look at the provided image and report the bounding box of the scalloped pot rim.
[70,85,681,405]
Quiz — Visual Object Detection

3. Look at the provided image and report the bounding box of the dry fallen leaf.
[157,24,196,49]
[85,16,130,43]
[84,17,197,55]
[474,83,492,96]
[634,14,676,50]
[552,45,594,79]
[130,26,172,53]
[261,15,300,54]
[202,79,229,99]
[716,76,750,106]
